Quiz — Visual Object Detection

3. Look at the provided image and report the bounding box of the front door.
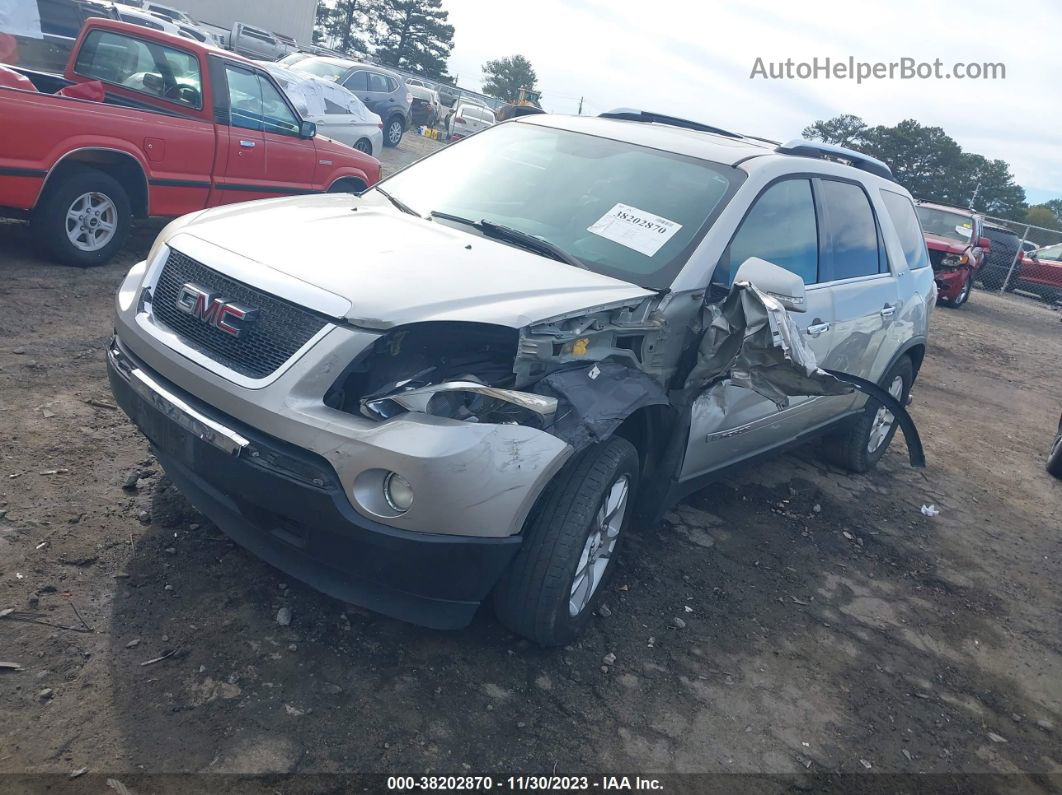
[682,177,839,480]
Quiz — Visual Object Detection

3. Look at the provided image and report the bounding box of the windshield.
[916,206,974,244]
[291,59,350,82]
[377,122,740,289]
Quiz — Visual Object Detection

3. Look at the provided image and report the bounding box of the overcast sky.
[444,0,1061,205]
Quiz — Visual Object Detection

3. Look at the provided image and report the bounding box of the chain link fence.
[977,216,1062,303]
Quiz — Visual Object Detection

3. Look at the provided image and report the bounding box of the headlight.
[363,380,557,426]
[940,254,963,268]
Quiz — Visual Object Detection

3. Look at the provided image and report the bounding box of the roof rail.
[599,108,743,139]
[776,139,894,181]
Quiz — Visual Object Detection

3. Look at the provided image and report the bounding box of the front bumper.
[933,267,970,300]
[107,341,522,629]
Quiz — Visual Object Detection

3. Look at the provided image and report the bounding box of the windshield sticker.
[587,203,682,257]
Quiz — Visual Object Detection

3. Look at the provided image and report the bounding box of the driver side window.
[225,67,300,136]
[716,178,820,286]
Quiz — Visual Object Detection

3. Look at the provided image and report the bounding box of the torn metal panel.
[679,282,853,409]
[535,361,670,451]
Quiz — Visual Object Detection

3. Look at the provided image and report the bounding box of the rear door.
[682,177,838,479]
[815,178,901,388]
[341,69,375,112]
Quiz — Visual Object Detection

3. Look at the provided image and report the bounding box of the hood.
[169,193,654,329]
[923,233,968,255]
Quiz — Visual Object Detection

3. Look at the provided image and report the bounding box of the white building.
[165,0,318,46]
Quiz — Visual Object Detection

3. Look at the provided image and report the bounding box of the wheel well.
[328,177,367,193]
[905,344,926,378]
[613,404,675,482]
[41,150,149,217]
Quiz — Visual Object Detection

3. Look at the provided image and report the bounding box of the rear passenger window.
[343,71,368,91]
[881,190,931,270]
[719,178,819,286]
[368,73,391,93]
[819,180,881,280]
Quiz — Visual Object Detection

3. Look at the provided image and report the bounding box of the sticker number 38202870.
[587,202,682,257]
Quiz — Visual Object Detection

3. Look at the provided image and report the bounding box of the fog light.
[383,472,414,512]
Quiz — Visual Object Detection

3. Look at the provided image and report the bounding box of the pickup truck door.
[218,65,317,200]
[681,177,841,480]
[218,63,267,202]
[256,74,318,194]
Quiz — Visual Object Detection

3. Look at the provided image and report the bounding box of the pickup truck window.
[74,28,203,109]
[224,65,300,136]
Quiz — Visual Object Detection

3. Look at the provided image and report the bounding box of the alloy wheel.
[867,375,905,453]
[65,192,117,252]
[569,475,629,617]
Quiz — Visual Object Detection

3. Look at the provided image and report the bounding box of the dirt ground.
[1,135,1060,791]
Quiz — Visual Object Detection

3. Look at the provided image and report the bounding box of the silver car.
[108,111,936,645]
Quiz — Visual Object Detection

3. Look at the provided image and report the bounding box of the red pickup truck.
[0,19,381,267]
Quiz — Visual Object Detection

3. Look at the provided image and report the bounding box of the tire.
[823,356,914,474]
[1047,420,1062,479]
[493,437,640,646]
[33,167,131,267]
[939,272,972,308]
[384,116,404,147]
[353,138,373,155]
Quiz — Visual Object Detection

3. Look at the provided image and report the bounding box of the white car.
[447,103,495,140]
[111,4,183,36]
[261,64,383,157]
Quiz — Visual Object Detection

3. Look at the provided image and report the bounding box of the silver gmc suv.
[108,109,936,645]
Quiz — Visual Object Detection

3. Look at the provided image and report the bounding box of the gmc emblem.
[174,282,258,337]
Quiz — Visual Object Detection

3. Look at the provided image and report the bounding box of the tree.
[319,0,371,55]
[1026,205,1062,232]
[802,114,1027,218]
[373,0,454,78]
[801,113,867,148]
[1042,199,1062,223]
[481,55,538,103]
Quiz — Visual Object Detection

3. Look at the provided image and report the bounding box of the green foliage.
[373,0,454,78]
[803,114,1027,218]
[316,0,370,55]
[1026,205,1062,232]
[481,55,538,103]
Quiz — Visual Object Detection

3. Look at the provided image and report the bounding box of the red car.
[915,201,989,308]
[1016,242,1062,302]
[0,19,380,266]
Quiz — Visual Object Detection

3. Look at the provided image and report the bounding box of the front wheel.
[1047,418,1062,479]
[823,356,914,474]
[940,272,973,308]
[384,116,404,147]
[493,437,639,646]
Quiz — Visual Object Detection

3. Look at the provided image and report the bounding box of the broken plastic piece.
[921,504,940,516]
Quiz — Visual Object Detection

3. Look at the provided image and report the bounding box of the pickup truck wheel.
[823,356,914,474]
[493,437,639,646]
[35,168,131,267]
[940,272,973,308]
[384,117,404,147]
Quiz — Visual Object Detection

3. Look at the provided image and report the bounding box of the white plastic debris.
[921,504,940,517]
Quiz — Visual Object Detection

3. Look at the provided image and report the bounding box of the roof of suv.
[521,114,779,167]
[300,56,404,79]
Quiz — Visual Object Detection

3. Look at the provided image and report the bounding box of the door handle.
[239,140,256,148]
[805,321,831,336]
[880,304,896,318]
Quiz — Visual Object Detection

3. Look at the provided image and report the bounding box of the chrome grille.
[151,249,328,379]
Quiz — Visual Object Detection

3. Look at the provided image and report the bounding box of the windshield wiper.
[430,211,587,269]
[375,186,420,217]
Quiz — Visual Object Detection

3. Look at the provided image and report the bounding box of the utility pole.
[577,96,583,115]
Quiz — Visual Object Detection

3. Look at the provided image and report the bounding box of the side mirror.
[299,120,317,139]
[732,257,807,313]
[977,236,991,249]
